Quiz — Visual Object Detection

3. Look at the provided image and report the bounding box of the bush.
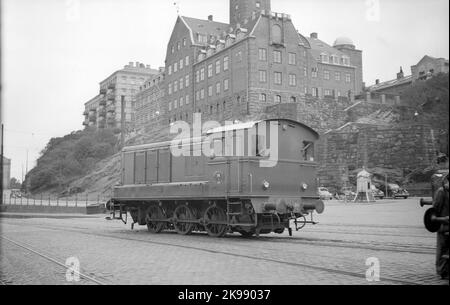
[24,129,119,193]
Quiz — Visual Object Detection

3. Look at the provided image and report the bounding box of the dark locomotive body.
[110,119,324,237]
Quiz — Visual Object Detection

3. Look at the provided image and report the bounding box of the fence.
[1,193,111,208]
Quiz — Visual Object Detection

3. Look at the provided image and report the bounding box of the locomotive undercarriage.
[109,199,306,237]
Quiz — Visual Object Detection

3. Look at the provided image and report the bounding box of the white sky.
[1,0,449,181]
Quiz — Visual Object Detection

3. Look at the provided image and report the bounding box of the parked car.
[371,185,385,199]
[10,189,23,199]
[378,183,410,199]
[318,187,333,200]
[335,187,356,200]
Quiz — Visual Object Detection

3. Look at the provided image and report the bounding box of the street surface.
[0,198,448,285]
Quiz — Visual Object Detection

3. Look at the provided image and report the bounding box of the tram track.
[1,221,433,285]
[0,235,108,285]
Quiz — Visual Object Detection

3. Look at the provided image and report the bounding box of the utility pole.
[0,124,3,204]
[121,95,126,148]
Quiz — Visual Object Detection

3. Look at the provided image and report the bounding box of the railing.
[1,194,111,208]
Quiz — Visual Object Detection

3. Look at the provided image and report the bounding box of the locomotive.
[108,118,325,237]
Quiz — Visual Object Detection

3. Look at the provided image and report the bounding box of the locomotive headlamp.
[262,180,270,190]
[301,183,308,191]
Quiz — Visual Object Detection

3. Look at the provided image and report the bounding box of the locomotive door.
[228,132,244,194]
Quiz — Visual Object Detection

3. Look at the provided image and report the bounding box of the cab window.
[302,141,315,162]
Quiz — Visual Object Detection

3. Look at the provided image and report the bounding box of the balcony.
[107,93,116,102]
[98,109,106,117]
[83,110,88,116]
[107,117,116,125]
[108,83,116,90]
[99,98,107,106]
[100,88,107,95]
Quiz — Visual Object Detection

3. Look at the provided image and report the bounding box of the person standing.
[433,174,449,280]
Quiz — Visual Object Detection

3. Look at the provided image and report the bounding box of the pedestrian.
[433,173,449,280]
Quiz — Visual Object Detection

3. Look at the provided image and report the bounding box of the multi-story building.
[83,62,159,129]
[134,68,166,132]
[368,55,449,95]
[157,0,364,127]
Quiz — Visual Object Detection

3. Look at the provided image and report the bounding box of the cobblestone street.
[0,198,448,285]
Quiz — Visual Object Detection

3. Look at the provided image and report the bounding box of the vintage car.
[381,183,409,199]
[371,185,385,200]
[318,187,333,200]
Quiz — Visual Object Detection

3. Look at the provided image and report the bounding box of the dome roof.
[333,36,354,47]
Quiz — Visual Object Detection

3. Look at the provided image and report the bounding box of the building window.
[171,45,175,54]
[259,48,267,61]
[177,42,181,51]
[200,88,205,99]
[274,72,282,85]
[288,53,296,65]
[168,101,172,111]
[208,64,213,78]
[185,56,190,66]
[335,72,341,81]
[259,94,267,102]
[174,80,178,92]
[168,65,172,76]
[174,100,178,109]
[180,97,184,107]
[342,56,350,66]
[256,1,261,8]
[196,91,200,101]
[345,73,351,83]
[174,62,178,73]
[179,59,184,70]
[289,74,297,86]
[290,96,297,103]
[216,60,221,74]
[273,50,282,63]
[185,95,190,105]
[216,82,221,95]
[185,75,190,87]
[272,25,282,44]
[324,70,330,80]
[224,79,229,91]
[183,38,187,47]
[168,83,172,95]
[200,68,205,81]
[195,70,200,83]
[303,67,308,77]
[208,85,213,97]
[259,70,267,83]
[198,34,207,43]
[312,87,319,97]
[324,89,332,97]
[224,56,229,71]
[236,51,242,62]
[311,68,318,78]
[275,95,282,103]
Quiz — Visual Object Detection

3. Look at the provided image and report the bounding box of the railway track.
[1,221,434,285]
[0,235,107,285]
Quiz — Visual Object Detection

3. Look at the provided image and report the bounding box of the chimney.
[208,15,213,21]
[310,32,318,39]
[128,62,134,67]
[397,67,404,80]
[375,79,380,85]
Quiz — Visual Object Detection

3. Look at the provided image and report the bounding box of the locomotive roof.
[123,119,319,152]
[206,119,319,137]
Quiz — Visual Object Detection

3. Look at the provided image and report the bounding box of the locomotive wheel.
[204,206,228,237]
[146,206,166,234]
[173,205,196,235]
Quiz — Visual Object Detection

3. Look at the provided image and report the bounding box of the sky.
[1,0,449,181]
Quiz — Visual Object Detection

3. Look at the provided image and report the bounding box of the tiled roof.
[368,75,413,91]
[305,37,348,61]
[181,16,229,39]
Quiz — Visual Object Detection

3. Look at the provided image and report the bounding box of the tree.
[10,178,22,189]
